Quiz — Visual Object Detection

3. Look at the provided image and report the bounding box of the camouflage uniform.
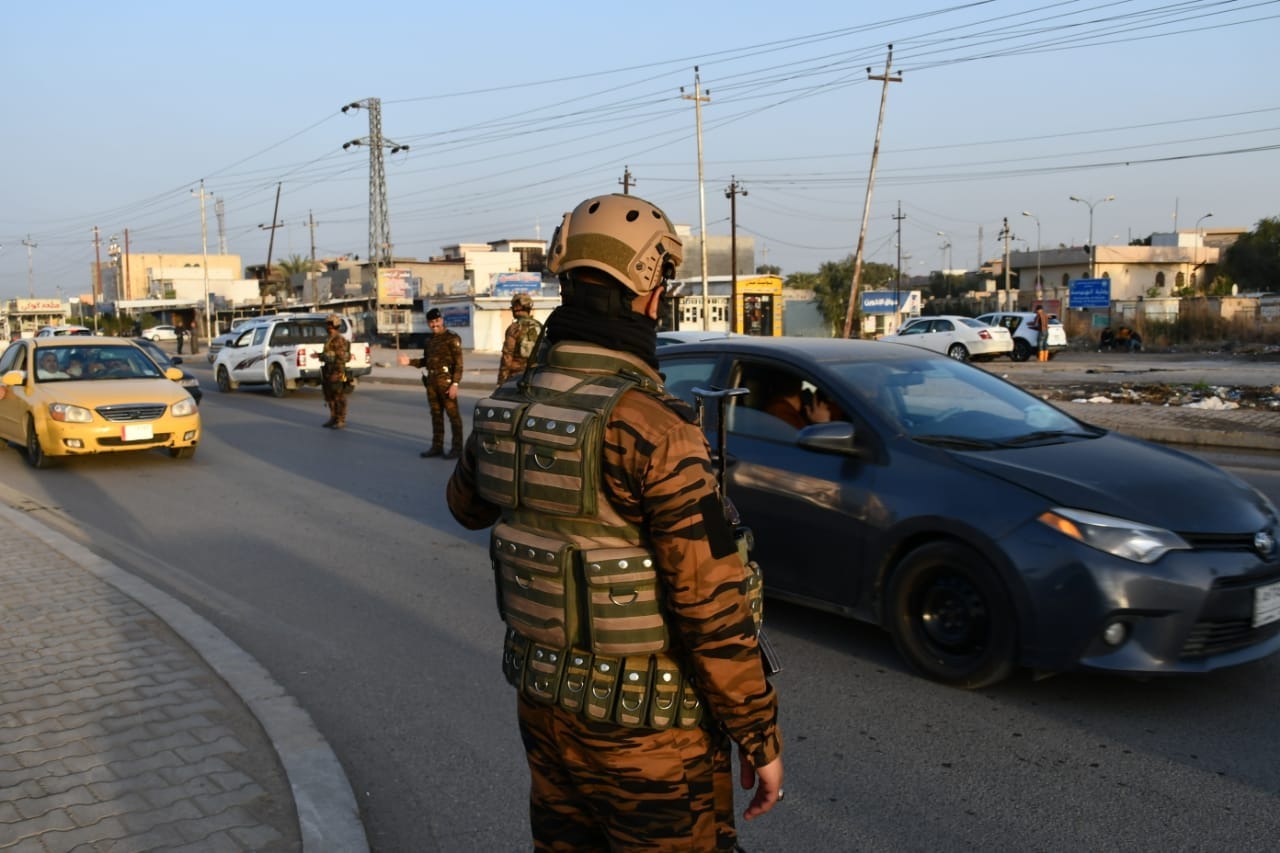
[447,340,781,851]
[496,315,542,385]
[409,326,463,453]
[319,332,351,428]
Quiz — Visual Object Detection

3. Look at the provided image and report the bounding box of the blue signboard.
[1069,278,1111,309]
[860,291,911,315]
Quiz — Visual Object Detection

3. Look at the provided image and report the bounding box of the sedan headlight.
[1038,508,1190,564]
[49,402,93,423]
[171,397,197,417]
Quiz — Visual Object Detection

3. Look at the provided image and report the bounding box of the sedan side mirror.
[797,421,862,456]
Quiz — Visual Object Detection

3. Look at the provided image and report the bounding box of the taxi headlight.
[171,397,197,417]
[49,402,93,423]
[1038,508,1190,564]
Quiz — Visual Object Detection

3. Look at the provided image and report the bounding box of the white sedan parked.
[879,315,1014,362]
[142,325,179,342]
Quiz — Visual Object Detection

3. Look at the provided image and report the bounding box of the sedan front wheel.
[886,541,1016,689]
[25,415,56,469]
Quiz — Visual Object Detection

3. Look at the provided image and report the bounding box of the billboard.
[860,290,919,315]
[491,271,542,296]
[1069,278,1111,309]
[377,268,419,305]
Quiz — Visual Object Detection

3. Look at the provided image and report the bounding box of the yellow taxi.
[0,337,200,468]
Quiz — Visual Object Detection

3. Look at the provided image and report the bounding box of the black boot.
[420,447,444,458]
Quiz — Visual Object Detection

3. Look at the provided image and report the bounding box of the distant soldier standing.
[446,193,783,850]
[496,292,542,385]
[319,314,352,429]
[409,307,463,458]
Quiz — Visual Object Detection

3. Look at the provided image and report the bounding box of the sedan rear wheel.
[887,541,1016,689]
[946,343,970,362]
[25,415,56,469]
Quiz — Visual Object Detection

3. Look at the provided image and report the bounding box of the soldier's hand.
[739,749,783,820]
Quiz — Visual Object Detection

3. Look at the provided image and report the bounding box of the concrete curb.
[0,500,369,853]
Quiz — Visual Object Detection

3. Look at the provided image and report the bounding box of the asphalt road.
[2,357,1279,851]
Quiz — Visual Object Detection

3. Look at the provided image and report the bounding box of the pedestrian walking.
[408,307,463,457]
[446,193,783,850]
[496,292,542,385]
[319,314,352,428]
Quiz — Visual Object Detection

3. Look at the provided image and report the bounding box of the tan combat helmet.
[326,313,343,328]
[510,292,534,311]
[545,194,683,296]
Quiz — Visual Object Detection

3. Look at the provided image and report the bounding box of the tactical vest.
[472,342,704,730]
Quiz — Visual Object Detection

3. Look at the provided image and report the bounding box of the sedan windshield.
[832,355,1096,446]
[36,345,167,383]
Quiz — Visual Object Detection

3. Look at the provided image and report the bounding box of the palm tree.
[269,254,321,303]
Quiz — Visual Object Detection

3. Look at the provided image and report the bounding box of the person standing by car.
[445,193,783,850]
[1031,304,1050,362]
[496,292,541,385]
[407,308,463,458]
[319,314,352,429]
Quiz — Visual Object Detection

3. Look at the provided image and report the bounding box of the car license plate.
[1254,580,1280,628]
[122,424,154,442]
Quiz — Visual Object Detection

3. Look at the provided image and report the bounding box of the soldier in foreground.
[319,314,352,429]
[447,193,783,850]
[407,308,463,458]
[496,291,542,385]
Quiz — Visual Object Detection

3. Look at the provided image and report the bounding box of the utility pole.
[192,181,212,349]
[343,97,408,270]
[308,210,319,308]
[215,197,228,254]
[618,166,635,195]
[725,177,747,333]
[841,45,902,339]
[22,235,37,297]
[998,217,1012,312]
[681,67,711,330]
[91,227,102,331]
[258,183,284,310]
[892,202,905,323]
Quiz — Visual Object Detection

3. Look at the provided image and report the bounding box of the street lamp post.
[935,230,953,299]
[1021,211,1041,300]
[1069,194,1114,279]
[1195,212,1213,293]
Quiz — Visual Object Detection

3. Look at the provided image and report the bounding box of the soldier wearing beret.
[319,314,352,429]
[446,194,783,850]
[408,307,463,458]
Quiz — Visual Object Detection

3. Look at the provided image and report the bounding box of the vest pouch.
[523,644,566,705]
[492,522,578,648]
[581,546,669,655]
[473,397,528,508]
[648,656,682,730]
[557,649,593,714]
[502,627,531,689]
[517,402,597,516]
[584,655,622,722]
[614,656,654,728]
[677,681,704,729]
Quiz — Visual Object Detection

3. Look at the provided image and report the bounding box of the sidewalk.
[365,346,1280,452]
[0,498,366,853]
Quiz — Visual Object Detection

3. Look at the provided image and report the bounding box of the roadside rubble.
[1024,382,1280,410]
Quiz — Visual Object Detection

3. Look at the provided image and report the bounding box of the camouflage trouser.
[424,376,462,450]
[323,378,349,422]
[516,694,737,852]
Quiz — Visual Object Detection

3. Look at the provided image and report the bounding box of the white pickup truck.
[213,313,372,397]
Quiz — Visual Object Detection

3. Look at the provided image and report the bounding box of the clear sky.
[3,0,1277,300]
